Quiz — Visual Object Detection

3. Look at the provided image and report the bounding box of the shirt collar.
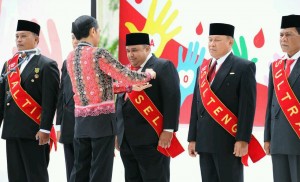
[283,50,300,60]
[19,53,35,61]
[211,50,232,66]
[140,53,152,69]
[78,41,93,47]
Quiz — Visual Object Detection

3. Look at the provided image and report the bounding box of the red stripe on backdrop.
[254,83,267,126]
[119,1,144,64]
[0,0,2,15]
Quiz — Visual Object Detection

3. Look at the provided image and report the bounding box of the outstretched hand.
[132,83,152,91]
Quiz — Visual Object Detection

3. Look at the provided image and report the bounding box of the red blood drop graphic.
[196,22,203,35]
[135,0,143,4]
[254,28,265,48]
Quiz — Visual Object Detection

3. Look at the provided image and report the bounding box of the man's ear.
[35,36,40,45]
[90,27,96,36]
[146,45,151,52]
[229,37,234,46]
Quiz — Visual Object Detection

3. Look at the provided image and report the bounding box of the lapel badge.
[34,68,40,79]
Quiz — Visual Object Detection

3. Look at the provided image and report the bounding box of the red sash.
[6,54,57,151]
[199,59,265,166]
[128,90,184,158]
[272,59,300,139]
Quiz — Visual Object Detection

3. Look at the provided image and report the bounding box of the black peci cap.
[281,14,300,28]
[209,23,235,37]
[16,20,40,35]
[126,33,150,46]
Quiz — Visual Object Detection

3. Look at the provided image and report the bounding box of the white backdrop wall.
[0,0,299,181]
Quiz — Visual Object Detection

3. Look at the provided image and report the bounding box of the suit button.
[200,115,203,118]
[6,103,10,106]
[6,91,9,94]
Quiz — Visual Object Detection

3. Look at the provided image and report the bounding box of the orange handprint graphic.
[125,0,182,57]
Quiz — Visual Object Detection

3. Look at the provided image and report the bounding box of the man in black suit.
[56,33,78,181]
[0,20,59,182]
[264,14,300,182]
[187,23,256,182]
[115,33,181,182]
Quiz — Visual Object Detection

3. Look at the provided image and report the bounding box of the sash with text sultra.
[272,59,300,139]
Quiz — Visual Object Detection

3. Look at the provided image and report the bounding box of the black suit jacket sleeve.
[40,60,60,131]
[264,65,273,142]
[158,61,180,131]
[0,63,7,127]
[236,62,256,142]
[56,61,66,126]
[187,67,200,142]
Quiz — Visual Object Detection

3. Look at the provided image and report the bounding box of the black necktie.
[18,56,27,68]
[18,57,24,68]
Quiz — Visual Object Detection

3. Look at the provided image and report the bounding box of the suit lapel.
[141,54,155,72]
[20,55,40,84]
[288,57,300,87]
[210,53,234,92]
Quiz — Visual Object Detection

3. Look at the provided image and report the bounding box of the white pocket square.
[229,72,235,75]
